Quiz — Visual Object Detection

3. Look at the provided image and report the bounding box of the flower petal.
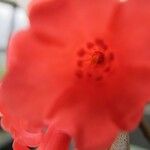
[106,0,150,129]
[13,141,29,150]
[109,0,150,64]
[45,85,119,149]
[38,126,70,150]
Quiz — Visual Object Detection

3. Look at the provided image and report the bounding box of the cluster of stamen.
[75,38,115,81]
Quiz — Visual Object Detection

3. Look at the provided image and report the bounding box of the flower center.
[91,51,105,65]
[75,38,115,81]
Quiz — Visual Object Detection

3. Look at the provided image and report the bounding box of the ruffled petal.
[38,126,70,150]
[0,115,42,148]
[44,84,120,149]
[13,141,28,150]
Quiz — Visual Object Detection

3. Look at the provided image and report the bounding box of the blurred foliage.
[0,68,5,79]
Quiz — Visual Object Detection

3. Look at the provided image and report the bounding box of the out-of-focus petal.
[29,0,117,41]
[109,0,150,64]
[38,126,70,150]
[45,85,120,149]
[13,141,28,150]
[106,0,150,129]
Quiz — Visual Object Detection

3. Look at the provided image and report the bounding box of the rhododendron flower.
[0,0,150,149]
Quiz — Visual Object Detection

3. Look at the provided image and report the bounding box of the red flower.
[0,0,150,149]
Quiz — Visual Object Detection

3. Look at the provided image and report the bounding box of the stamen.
[87,42,94,49]
[77,60,83,67]
[77,48,86,57]
[75,70,83,78]
[108,52,115,62]
[95,39,108,50]
[104,66,111,72]
[95,75,103,81]
[87,72,92,78]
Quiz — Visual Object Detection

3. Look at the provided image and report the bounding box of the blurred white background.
[0,0,28,72]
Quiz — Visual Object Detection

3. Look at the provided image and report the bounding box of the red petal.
[13,141,29,150]
[39,126,70,150]
[29,0,117,41]
[108,0,150,66]
[106,0,150,129]
[45,85,119,149]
